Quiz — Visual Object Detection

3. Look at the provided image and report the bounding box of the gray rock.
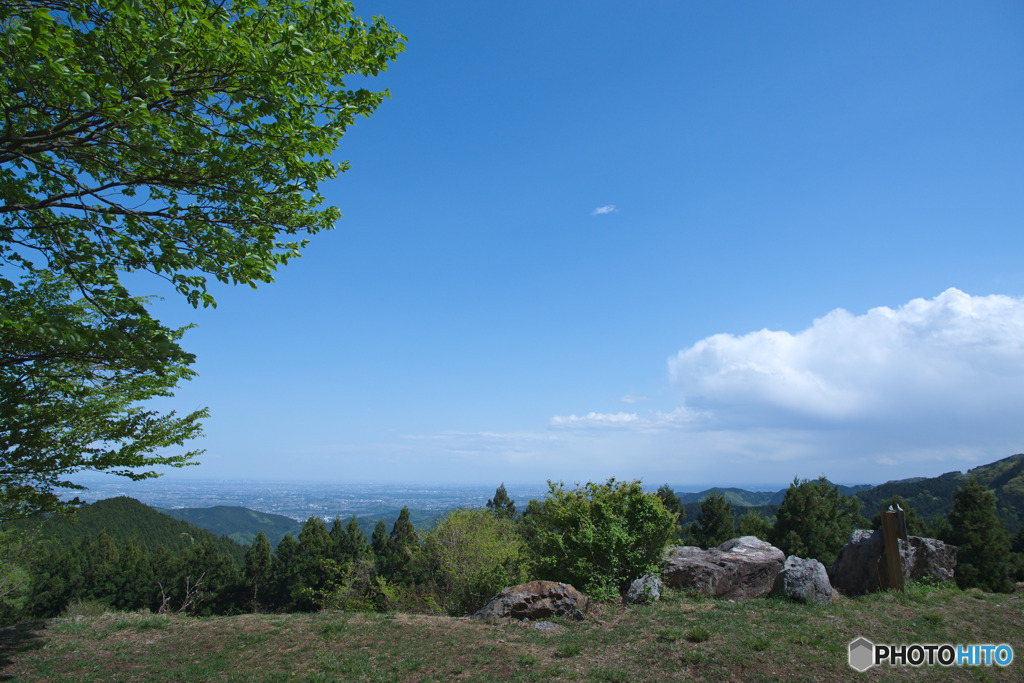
[533,621,562,632]
[624,573,661,604]
[470,581,589,622]
[771,555,833,604]
[828,530,957,596]
[662,536,786,600]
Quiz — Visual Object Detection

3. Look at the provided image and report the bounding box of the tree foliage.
[421,508,529,615]
[524,479,676,598]
[736,509,773,542]
[655,484,684,539]
[486,483,516,519]
[771,477,866,566]
[0,274,205,519]
[868,494,927,536]
[945,478,1013,592]
[0,0,403,517]
[685,492,734,549]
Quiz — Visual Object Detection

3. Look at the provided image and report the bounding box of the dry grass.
[1,583,1021,681]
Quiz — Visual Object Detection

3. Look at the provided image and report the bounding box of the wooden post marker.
[881,506,906,592]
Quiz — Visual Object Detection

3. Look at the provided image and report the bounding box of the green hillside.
[158,506,303,547]
[853,454,1024,533]
[677,484,873,508]
[34,497,247,566]
[159,505,447,549]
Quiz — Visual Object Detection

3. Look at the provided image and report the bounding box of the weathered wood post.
[880,505,906,592]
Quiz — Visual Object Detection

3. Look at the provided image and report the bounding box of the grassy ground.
[1,583,1021,682]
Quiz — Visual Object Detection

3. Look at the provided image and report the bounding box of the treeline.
[7,476,1024,625]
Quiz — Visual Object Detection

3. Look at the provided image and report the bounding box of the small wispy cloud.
[620,394,650,404]
[591,204,618,215]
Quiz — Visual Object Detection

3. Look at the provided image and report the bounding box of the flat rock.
[662,536,786,600]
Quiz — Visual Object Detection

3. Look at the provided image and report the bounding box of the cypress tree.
[770,477,866,566]
[655,484,685,539]
[736,509,773,542]
[685,492,734,548]
[380,507,419,581]
[946,478,1013,592]
[270,534,300,611]
[295,517,332,609]
[486,483,517,518]
[343,515,370,562]
[371,520,389,559]
[244,531,273,612]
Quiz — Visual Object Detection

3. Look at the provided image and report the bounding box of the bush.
[421,508,530,615]
[522,479,677,599]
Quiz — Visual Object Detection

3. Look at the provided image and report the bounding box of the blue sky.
[146,0,1023,488]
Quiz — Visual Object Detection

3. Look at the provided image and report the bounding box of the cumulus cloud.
[668,288,1024,429]
[536,289,1024,485]
[591,204,618,215]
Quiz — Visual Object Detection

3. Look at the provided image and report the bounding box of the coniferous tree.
[380,507,419,581]
[110,539,155,611]
[770,477,866,566]
[486,484,517,518]
[685,492,734,548]
[344,515,371,562]
[655,485,685,539]
[946,478,1013,592]
[371,520,389,559]
[294,517,332,610]
[736,510,773,542]
[869,495,927,536]
[332,514,370,564]
[270,533,301,611]
[244,531,273,612]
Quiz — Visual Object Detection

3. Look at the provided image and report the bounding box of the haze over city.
[137,1,1023,489]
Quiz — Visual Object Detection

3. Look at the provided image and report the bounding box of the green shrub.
[522,479,677,599]
[421,508,530,615]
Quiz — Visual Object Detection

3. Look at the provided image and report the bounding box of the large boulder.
[623,573,662,604]
[828,530,957,595]
[771,555,833,605]
[470,581,589,622]
[662,536,786,600]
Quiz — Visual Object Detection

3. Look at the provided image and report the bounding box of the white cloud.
[591,204,618,215]
[620,394,650,404]
[668,288,1024,430]
[281,289,1024,487]
[551,411,639,427]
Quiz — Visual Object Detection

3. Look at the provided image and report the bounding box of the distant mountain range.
[674,453,1024,533]
[39,453,1024,552]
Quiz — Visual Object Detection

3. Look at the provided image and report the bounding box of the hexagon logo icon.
[849,637,875,672]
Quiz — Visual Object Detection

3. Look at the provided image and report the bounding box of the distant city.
[68,477,557,522]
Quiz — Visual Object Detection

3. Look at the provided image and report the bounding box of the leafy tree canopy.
[0,0,404,517]
[524,478,676,599]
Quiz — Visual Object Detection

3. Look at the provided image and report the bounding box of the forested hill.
[678,484,873,507]
[157,506,303,547]
[853,453,1024,533]
[34,497,247,566]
